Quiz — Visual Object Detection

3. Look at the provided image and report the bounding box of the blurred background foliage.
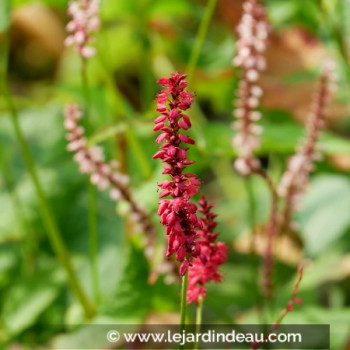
[1,0,350,349]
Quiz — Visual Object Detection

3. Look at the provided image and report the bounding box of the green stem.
[88,183,100,303]
[0,152,36,275]
[81,60,90,121]
[125,127,152,179]
[179,272,189,350]
[0,9,95,318]
[187,0,218,84]
[1,77,95,320]
[138,0,154,110]
[244,177,256,235]
[81,58,100,304]
[244,176,265,323]
[194,298,204,350]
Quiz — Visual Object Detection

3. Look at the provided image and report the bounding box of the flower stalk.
[179,272,189,341]
[0,4,95,318]
[66,0,102,303]
[255,169,278,299]
[251,264,305,349]
[278,61,337,231]
[194,297,204,350]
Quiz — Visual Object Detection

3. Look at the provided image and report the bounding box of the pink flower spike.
[186,196,227,305]
[232,0,270,176]
[65,0,101,60]
[153,73,201,275]
[278,61,337,226]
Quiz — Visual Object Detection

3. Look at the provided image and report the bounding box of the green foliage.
[1,0,350,348]
[102,243,153,321]
[298,175,350,256]
[2,267,65,337]
[0,0,10,32]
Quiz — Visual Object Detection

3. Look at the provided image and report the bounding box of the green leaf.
[201,120,350,157]
[0,1,10,33]
[52,244,153,349]
[276,307,350,349]
[101,243,153,321]
[261,121,350,155]
[321,131,350,153]
[2,268,65,337]
[297,175,350,256]
[266,0,298,27]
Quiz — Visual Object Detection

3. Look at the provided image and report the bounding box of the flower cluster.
[278,61,336,216]
[232,0,269,175]
[64,104,156,244]
[186,196,227,305]
[153,72,202,276]
[65,0,100,59]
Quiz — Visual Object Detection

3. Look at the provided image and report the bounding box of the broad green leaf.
[276,307,350,349]
[266,0,298,27]
[262,122,350,155]
[2,268,65,337]
[52,322,141,349]
[201,121,350,157]
[52,244,153,349]
[297,175,350,256]
[242,306,350,349]
[101,243,153,320]
[321,131,350,153]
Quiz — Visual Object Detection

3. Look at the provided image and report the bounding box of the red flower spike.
[186,196,227,305]
[153,72,202,275]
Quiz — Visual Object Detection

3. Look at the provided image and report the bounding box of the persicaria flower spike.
[65,0,101,59]
[186,196,227,305]
[232,0,269,175]
[153,72,202,276]
[64,104,156,248]
[278,61,337,219]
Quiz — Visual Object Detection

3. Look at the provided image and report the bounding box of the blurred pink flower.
[187,196,227,305]
[153,72,202,276]
[278,61,337,219]
[64,103,156,246]
[65,0,100,59]
[232,0,269,175]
